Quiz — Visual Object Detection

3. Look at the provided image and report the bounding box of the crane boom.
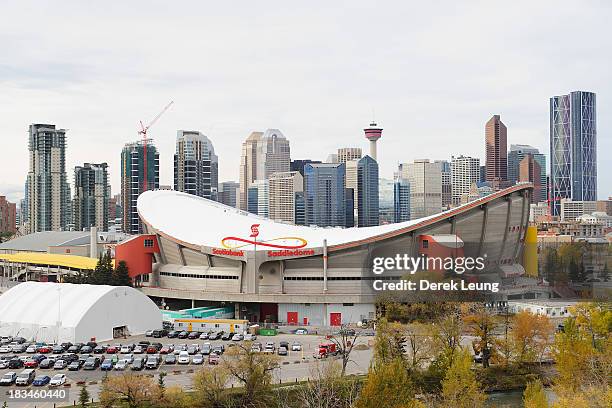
[138,100,174,193]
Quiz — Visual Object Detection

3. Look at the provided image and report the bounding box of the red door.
[330,312,342,326]
[287,312,298,325]
[303,317,309,325]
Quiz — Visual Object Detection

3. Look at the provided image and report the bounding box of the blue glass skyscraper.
[304,163,346,227]
[550,91,597,215]
[357,155,379,227]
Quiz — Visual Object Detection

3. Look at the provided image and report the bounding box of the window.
[144,239,154,248]
[422,240,429,249]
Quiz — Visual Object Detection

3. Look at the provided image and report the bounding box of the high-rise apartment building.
[451,155,480,205]
[218,181,240,208]
[239,129,290,210]
[379,178,395,224]
[356,156,379,227]
[508,144,547,203]
[304,163,346,227]
[290,159,322,177]
[121,141,159,234]
[550,91,597,216]
[559,199,598,222]
[337,147,362,164]
[74,163,110,231]
[26,124,71,232]
[268,171,303,224]
[398,160,442,220]
[435,160,452,209]
[0,196,17,234]
[174,130,218,200]
[247,179,269,217]
[485,115,508,185]
[345,160,358,224]
[393,178,410,223]
[519,155,542,205]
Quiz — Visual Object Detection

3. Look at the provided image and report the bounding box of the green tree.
[157,372,166,399]
[568,259,580,282]
[355,358,423,408]
[441,349,486,408]
[112,260,132,286]
[79,384,90,407]
[523,380,548,408]
[373,318,406,367]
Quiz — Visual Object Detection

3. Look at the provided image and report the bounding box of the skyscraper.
[451,155,480,205]
[174,130,218,200]
[26,124,71,232]
[0,196,17,234]
[508,144,547,202]
[393,178,410,223]
[550,91,597,215]
[356,156,379,227]
[268,171,303,224]
[121,141,159,234]
[435,160,452,209]
[304,163,346,227]
[74,163,110,231]
[485,115,508,185]
[290,159,322,177]
[364,122,383,161]
[239,129,290,210]
[337,147,362,164]
[519,155,542,204]
[398,160,442,219]
[218,181,240,208]
[378,178,396,224]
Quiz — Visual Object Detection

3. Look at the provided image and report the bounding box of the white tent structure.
[0,282,162,343]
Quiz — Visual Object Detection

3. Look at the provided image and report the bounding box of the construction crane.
[138,101,174,191]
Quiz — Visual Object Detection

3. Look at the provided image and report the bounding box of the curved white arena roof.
[0,282,162,343]
[137,185,530,251]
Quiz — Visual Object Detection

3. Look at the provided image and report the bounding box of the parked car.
[187,344,200,355]
[8,358,24,369]
[208,354,220,365]
[294,328,308,335]
[49,374,66,386]
[279,341,289,349]
[67,345,81,353]
[221,332,233,341]
[187,331,201,340]
[0,360,10,369]
[177,351,190,365]
[177,331,189,339]
[53,345,66,354]
[133,345,144,354]
[192,354,204,365]
[212,345,225,355]
[32,375,51,386]
[145,330,154,337]
[201,343,212,355]
[263,342,275,354]
[159,345,174,354]
[12,344,27,353]
[244,333,257,341]
[199,332,209,340]
[24,358,39,368]
[174,344,188,354]
[94,345,107,354]
[164,354,177,364]
[167,330,180,338]
[100,360,114,371]
[208,332,222,340]
[278,346,288,356]
[39,357,56,369]
[145,356,160,369]
[231,334,244,341]
[83,357,101,370]
[291,342,302,352]
[120,345,133,354]
[106,345,120,354]
[15,369,36,386]
[0,345,11,353]
[80,345,93,354]
[122,354,134,364]
[0,372,17,386]
[26,344,37,353]
[114,359,129,371]
[152,329,168,338]
[68,360,83,371]
[37,345,52,354]
[131,358,145,371]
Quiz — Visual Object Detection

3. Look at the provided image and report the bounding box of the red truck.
[315,343,338,358]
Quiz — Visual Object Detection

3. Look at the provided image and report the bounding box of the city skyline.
[1,2,611,203]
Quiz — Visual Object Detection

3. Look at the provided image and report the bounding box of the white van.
[15,369,36,386]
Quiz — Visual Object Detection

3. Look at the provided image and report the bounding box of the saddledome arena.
[137,184,540,326]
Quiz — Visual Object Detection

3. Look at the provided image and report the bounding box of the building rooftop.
[0,252,98,270]
[0,231,90,253]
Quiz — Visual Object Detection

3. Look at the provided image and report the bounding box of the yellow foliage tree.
[523,380,548,408]
[511,310,553,364]
[99,373,156,408]
[440,348,486,408]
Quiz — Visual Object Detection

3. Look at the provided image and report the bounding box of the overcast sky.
[1,1,610,204]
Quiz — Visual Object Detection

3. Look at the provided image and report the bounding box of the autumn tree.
[523,380,548,408]
[428,312,462,378]
[373,318,406,366]
[440,348,486,408]
[463,306,497,367]
[222,342,279,407]
[405,322,431,370]
[192,366,230,408]
[511,310,553,364]
[355,357,423,408]
[295,362,359,408]
[328,324,360,376]
[99,373,156,408]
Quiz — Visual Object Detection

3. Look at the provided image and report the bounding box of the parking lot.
[0,330,373,407]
